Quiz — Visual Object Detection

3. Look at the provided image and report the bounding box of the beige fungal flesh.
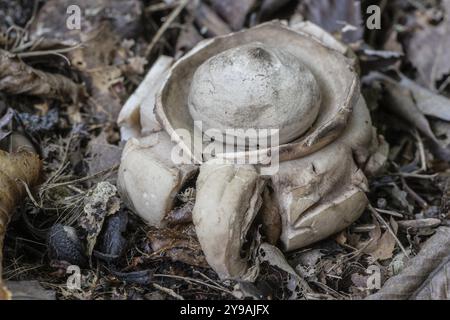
[118,21,387,279]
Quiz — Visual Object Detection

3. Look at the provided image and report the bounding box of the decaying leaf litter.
[0,0,450,300]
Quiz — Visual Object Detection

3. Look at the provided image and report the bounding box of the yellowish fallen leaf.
[0,150,41,300]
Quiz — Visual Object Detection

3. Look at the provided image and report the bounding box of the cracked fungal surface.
[188,42,321,145]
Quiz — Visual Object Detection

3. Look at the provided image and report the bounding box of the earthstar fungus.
[118,21,387,279]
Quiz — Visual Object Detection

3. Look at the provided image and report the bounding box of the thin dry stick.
[42,164,119,190]
[438,75,450,93]
[16,43,83,61]
[397,172,438,179]
[400,176,428,209]
[413,130,427,173]
[152,283,185,300]
[192,270,230,292]
[375,208,404,219]
[146,1,181,13]
[368,205,410,259]
[145,0,189,57]
[153,273,234,295]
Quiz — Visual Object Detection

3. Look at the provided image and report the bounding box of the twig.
[19,180,41,209]
[16,43,83,61]
[145,0,189,57]
[152,283,184,300]
[375,208,404,218]
[438,75,450,93]
[368,205,410,259]
[41,164,119,191]
[413,129,427,172]
[396,172,438,179]
[192,270,230,292]
[401,176,428,209]
[146,1,181,13]
[153,274,234,295]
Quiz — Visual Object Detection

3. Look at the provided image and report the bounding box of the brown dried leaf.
[30,0,143,43]
[406,0,450,88]
[147,225,208,268]
[176,22,204,57]
[211,0,256,31]
[31,0,143,120]
[258,243,312,294]
[384,80,450,161]
[367,227,450,300]
[370,218,398,261]
[299,0,363,43]
[188,1,232,37]
[164,202,194,226]
[398,75,450,122]
[86,132,123,175]
[362,216,397,261]
[0,50,84,102]
[5,281,56,300]
[0,150,41,300]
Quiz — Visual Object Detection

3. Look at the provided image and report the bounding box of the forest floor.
[1,0,450,300]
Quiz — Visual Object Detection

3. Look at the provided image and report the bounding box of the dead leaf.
[258,243,312,294]
[362,216,397,261]
[384,80,450,161]
[388,183,413,214]
[188,0,232,37]
[86,132,123,175]
[30,0,143,120]
[164,202,194,226]
[0,49,85,102]
[300,0,363,43]
[385,83,436,141]
[358,49,402,74]
[398,74,450,122]
[372,218,398,261]
[5,281,56,300]
[30,0,143,44]
[211,0,256,31]
[367,227,450,300]
[388,250,411,276]
[406,0,450,88]
[351,272,370,292]
[294,249,324,281]
[147,225,208,268]
[176,22,204,57]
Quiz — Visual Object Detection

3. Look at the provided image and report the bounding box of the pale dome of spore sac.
[188,42,322,145]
